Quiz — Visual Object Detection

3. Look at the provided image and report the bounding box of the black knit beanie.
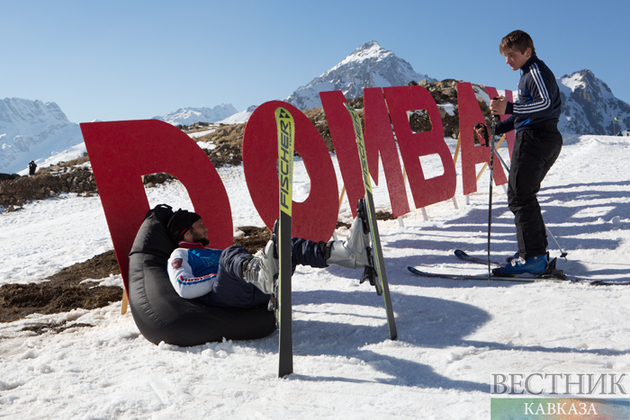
[167,209,201,242]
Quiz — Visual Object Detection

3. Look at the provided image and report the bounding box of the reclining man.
[166,209,371,309]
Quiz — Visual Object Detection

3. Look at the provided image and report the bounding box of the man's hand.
[474,123,489,146]
[490,96,507,115]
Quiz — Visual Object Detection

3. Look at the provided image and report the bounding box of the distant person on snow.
[28,160,37,177]
[475,30,562,275]
[166,209,370,309]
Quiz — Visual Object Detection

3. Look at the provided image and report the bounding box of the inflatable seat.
[127,204,276,346]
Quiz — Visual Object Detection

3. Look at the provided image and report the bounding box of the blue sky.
[2,0,628,123]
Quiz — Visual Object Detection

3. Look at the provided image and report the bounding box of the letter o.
[243,101,338,241]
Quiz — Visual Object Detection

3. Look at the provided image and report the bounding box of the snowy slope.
[1,134,629,419]
[217,105,257,125]
[0,98,84,174]
[153,103,239,126]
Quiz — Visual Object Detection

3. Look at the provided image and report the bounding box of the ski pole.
[493,145,568,259]
[487,114,500,284]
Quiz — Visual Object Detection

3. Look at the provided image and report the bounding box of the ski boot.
[493,253,548,276]
[267,279,280,328]
[493,252,566,279]
[326,200,381,295]
[506,251,520,264]
[325,213,371,270]
[242,221,279,296]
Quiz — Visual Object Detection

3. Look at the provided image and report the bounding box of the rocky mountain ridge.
[558,69,630,135]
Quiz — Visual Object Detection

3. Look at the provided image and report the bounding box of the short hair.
[500,30,536,56]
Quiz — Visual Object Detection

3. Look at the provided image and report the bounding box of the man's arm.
[512,62,553,116]
[167,248,217,299]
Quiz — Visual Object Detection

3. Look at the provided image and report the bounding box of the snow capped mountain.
[557,69,630,135]
[0,98,83,174]
[284,41,436,110]
[153,103,238,126]
[218,105,258,125]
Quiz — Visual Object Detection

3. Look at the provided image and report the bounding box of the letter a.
[456,82,507,195]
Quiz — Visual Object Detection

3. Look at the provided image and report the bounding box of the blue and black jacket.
[496,55,561,135]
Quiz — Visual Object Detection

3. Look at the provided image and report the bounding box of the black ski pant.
[507,122,562,259]
[200,239,328,308]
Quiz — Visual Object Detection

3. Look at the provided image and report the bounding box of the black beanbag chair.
[128,204,276,346]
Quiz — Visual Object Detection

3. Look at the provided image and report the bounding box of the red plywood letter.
[486,86,516,157]
[457,82,508,195]
[363,88,410,218]
[321,89,410,218]
[383,85,456,209]
[319,91,365,218]
[80,120,233,291]
[242,101,338,242]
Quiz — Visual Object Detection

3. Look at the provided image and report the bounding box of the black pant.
[201,238,328,308]
[507,122,562,259]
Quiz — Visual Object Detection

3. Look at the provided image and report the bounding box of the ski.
[454,249,502,267]
[407,265,565,283]
[345,103,397,341]
[407,266,630,286]
[276,106,294,377]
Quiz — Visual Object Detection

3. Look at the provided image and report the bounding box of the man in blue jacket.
[478,30,563,275]
[166,209,370,308]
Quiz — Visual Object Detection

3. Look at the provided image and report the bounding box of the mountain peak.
[285,41,435,110]
[351,40,385,56]
[334,41,393,70]
[558,69,629,134]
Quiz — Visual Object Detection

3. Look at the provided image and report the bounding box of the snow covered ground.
[1,134,630,419]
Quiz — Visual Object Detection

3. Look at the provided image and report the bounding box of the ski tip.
[407,266,422,276]
[454,249,468,258]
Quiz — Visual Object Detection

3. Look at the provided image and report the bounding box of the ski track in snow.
[1,136,630,419]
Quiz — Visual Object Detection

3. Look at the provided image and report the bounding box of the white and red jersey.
[167,241,223,299]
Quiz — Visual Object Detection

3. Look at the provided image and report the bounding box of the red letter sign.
[485,86,516,157]
[457,82,507,195]
[81,120,233,290]
[320,91,366,217]
[363,88,410,218]
[384,85,456,208]
[243,101,338,241]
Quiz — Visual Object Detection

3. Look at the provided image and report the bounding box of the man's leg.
[201,245,270,308]
[240,211,371,295]
[500,128,562,275]
[508,130,562,259]
[290,212,371,270]
[290,238,328,268]
[322,214,371,269]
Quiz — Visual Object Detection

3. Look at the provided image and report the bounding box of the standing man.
[478,30,563,275]
[28,160,37,177]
